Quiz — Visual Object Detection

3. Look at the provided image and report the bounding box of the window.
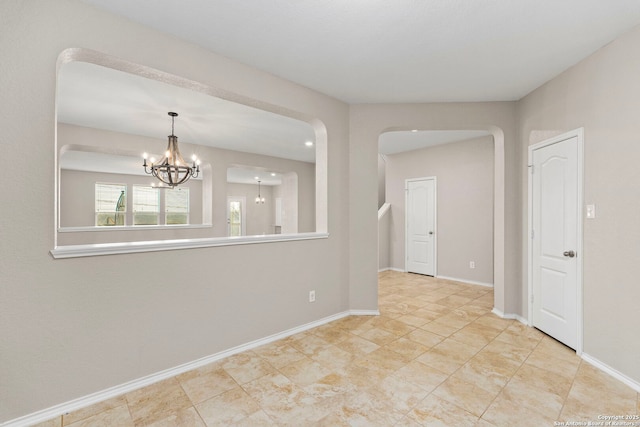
[133,186,159,225]
[165,188,189,225]
[95,183,126,226]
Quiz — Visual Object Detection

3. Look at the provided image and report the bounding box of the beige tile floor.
[34,271,639,426]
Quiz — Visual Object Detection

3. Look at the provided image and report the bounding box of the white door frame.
[405,176,437,275]
[227,196,246,236]
[527,128,584,354]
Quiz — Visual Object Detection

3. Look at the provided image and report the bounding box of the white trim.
[58,224,212,233]
[404,176,437,276]
[491,307,528,325]
[348,310,380,316]
[227,195,247,236]
[0,308,377,427]
[436,275,494,288]
[378,267,405,273]
[527,128,584,353]
[581,353,640,393]
[377,202,391,220]
[50,232,329,259]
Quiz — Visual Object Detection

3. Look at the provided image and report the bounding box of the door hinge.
[530,294,534,303]
[528,164,534,173]
[531,229,535,239]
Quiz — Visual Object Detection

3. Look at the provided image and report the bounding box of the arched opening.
[375,125,506,315]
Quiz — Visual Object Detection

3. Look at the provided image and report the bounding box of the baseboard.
[489,313,640,393]
[378,267,405,273]
[581,353,640,393]
[1,309,377,427]
[348,309,380,316]
[436,275,494,288]
[491,307,528,325]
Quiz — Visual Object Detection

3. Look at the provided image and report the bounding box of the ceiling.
[81,0,640,104]
[379,130,490,155]
[227,167,282,186]
[58,61,317,163]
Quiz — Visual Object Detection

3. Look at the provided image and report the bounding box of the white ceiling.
[227,167,282,186]
[379,130,490,155]
[58,62,317,163]
[81,0,640,103]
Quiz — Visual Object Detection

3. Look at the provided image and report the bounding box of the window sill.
[50,232,329,259]
[58,224,212,232]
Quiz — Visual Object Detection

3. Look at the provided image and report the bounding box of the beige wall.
[3,0,640,422]
[385,136,494,285]
[61,170,204,228]
[59,169,205,245]
[518,24,640,384]
[378,154,386,208]
[350,102,519,317]
[227,183,275,235]
[57,123,315,245]
[0,1,349,422]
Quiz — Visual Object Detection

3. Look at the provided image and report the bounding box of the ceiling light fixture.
[255,180,265,204]
[305,141,313,147]
[143,112,200,188]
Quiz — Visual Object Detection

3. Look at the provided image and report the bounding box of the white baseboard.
[348,310,380,316]
[436,275,494,288]
[491,307,528,325]
[581,353,640,393]
[1,309,377,427]
[378,267,405,273]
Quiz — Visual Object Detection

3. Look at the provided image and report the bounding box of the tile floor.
[34,271,639,426]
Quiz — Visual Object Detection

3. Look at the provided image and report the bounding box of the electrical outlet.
[470,261,475,269]
[309,290,316,303]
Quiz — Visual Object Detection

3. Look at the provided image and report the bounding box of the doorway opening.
[378,130,495,288]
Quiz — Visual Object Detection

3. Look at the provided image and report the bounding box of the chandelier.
[255,180,265,204]
[143,112,200,187]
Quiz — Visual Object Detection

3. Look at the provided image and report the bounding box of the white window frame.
[132,185,160,226]
[95,182,127,226]
[165,187,190,225]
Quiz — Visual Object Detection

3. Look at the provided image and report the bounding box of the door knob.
[429,231,434,235]
[563,250,575,258]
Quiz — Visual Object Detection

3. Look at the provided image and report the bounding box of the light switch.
[586,204,596,219]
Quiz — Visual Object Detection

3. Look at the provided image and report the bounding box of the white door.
[531,135,580,349]
[227,196,246,236]
[406,178,436,276]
